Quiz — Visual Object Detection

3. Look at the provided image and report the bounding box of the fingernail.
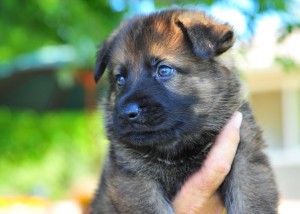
[232,111,243,129]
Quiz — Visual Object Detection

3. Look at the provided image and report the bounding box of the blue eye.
[157,65,175,78]
[116,75,126,86]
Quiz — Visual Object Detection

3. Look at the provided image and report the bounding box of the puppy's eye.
[116,75,126,87]
[157,65,175,78]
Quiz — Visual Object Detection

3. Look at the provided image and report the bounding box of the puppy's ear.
[94,39,112,83]
[94,19,132,83]
[176,11,235,58]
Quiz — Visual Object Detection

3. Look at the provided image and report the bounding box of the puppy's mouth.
[118,122,183,146]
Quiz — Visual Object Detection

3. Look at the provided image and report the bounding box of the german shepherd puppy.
[91,9,278,214]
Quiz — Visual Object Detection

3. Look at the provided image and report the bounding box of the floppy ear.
[94,19,134,83]
[176,11,235,58]
[94,39,112,83]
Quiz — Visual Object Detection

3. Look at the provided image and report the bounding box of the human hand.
[173,111,243,214]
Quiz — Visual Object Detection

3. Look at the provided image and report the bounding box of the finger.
[189,111,243,198]
[173,111,242,211]
[174,192,224,214]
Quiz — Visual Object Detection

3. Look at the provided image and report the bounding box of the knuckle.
[214,162,232,175]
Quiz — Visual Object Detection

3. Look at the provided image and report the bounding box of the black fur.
[91,9,278,214]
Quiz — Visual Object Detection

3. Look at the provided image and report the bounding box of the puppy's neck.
[113,129,218,164]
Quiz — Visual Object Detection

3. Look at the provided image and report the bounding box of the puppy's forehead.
[110,12,186,69]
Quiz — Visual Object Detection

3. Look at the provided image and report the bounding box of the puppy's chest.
[115,149,206,199]
[156,157,205,199]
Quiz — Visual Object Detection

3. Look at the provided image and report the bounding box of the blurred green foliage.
[0,107,108,198]
[0,0,123,66]
[275,56,299,72]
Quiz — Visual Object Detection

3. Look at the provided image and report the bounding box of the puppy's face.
[95,10,240,149]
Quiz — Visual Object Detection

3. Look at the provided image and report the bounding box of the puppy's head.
[95,9,240,150]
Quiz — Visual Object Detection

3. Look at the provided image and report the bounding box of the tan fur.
[92,9,278,214]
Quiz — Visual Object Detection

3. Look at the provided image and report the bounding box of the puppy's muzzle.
[116,98,166,128]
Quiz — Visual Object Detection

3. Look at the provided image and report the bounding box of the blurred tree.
[0,0,299,67]
[0,0,123,66]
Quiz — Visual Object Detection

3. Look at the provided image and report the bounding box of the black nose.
[120,103,140,121]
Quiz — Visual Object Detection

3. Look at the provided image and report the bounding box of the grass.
[0,107,108,199]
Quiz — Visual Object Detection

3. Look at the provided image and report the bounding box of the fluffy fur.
[91,9,278,214]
